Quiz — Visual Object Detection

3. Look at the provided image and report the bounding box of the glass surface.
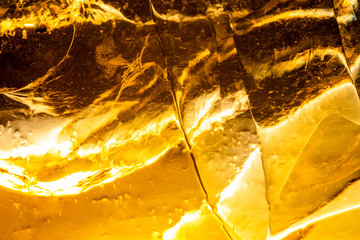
[1,0,360,239]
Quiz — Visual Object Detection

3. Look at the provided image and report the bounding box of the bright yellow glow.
[258,81,360,237]
[0,5,247,197]
[0,0,136,37]
[161,203,231,240]
[3,91,60,115]
[149,0,209,23]
[0,145,172,196]
[350,54,360,81]
[0,84,247,196]
[186,89,249,142]
[235,9,335,35]
[0,112,176,195]
[248,47,351,81]
[217,148,269,240]
[260,82,360,134]
[162,209,202,240]
[336,0,358,24]
[161,149,268,240]
[217,149,260,202]
[268,205,360,240]
[4,2,360,239]
[267,167,360,239]
[259,82,360,203]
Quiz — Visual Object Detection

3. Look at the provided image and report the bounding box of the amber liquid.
[2,1,360,240]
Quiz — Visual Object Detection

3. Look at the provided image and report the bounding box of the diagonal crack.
[148,1,238,239]
[331,0,356,83]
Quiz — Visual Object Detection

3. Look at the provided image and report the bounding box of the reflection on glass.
[1,0,360,240]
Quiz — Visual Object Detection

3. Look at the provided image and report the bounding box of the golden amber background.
[1,0,360,239]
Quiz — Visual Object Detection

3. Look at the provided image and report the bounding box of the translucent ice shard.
[0,12,182,194]
[231,0,360,236]
[0,0,258,239]
[162,204,230,240]
[217,148,269,240]
[149,1,259,238]
[6,0,360,239]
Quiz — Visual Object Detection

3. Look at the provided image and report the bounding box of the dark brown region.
[247,57,346,125]
[234,18,341,62]
[0,19,174,119]
[223,0,331,18]
[233,17,348,125]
